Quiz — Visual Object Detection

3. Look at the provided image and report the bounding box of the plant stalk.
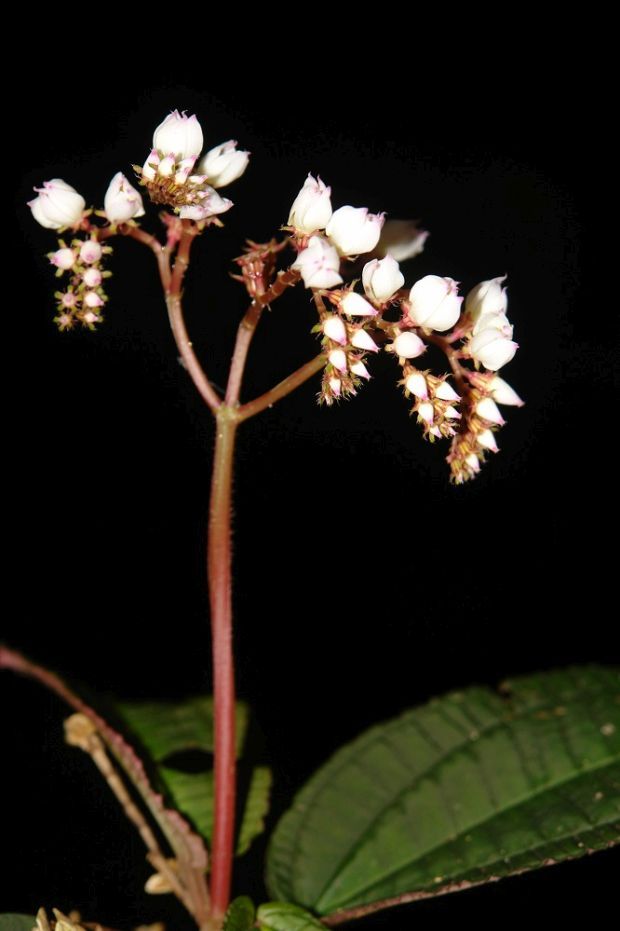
[207,407,239,921]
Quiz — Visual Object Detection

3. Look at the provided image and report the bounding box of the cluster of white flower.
[139,110,249,221]
[285,174,523,479]
[28,108,523,481]
[48,237,112,330]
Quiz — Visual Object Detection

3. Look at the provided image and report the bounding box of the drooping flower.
[292,236,343,289]
[28,180,85,230]
[362,255,404,304]
[326,206,384,256]
[104,172,145,223]
[288,174,333,234]
[153,110,204,160]
[198,140,250,188]
[405,275,463,332]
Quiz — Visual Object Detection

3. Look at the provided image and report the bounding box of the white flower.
[350,360,371,379]
[406,275,463,332]
[179,189,233,220]
[328,348,348,372]
[478,429,499,452]
[380,222,429,262]
[82,268,102,287]
[350,328,380,352]
[469,328,518,370]
[435,381,460,402]
[326,206,385,256]
[198,140,250,188]
[49,248,76,270]
[323,315,347,344]
[489,375,524,406]
[142,149,160,181]
[84,291,104,308]
[292,235,343,289]
[362,255,404,304]
[390,331,426,359]
[79,240,102,264]
[405,371,428,398]
[28,179,85,229]
[465,275,507,322]
[339,292,378,317]
[104,172,145,223]
[472,310,513,337]
[153,110,204,159]
[476,397,505,424]
[288,174,333,233]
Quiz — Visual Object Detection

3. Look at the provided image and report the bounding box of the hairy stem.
[237,353,326,422]
[225,302,263,406]
[207,408,238,921]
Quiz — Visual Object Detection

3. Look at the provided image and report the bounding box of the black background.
[5,32,618,930]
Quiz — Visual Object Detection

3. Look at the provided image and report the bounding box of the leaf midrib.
[315,751,619,911]
[286,690,550,903]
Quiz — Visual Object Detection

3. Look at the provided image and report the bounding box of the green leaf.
[238,767,273,855]
[224,897,255,931]
[117,696,270,855]
[267,666,620,918]
[257,903,326,931]
[0,917,35,931]
[118,697,248,761]
[159,764,272,855]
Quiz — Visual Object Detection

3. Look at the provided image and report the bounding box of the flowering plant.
[2,108,617,931]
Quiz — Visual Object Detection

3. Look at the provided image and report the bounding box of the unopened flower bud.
[142,149,160,181]
[362,255,404,303]
[323,315,347,344]
[328,348,348,372]
[50,248,76,270]
[405,371,428,398]
[418,401,434,424]
[83,311,101,324]
[79,240,102,264]
[350,328,379,352]
[28,179,85,229]
[476,397,504,424]
[478,428,499,452]
[407,275,463,332]
[465,275,507,322]
[60,291,77,307]
[489,375,524,406]
[292,235,343,289]
[179,189,233,220]
[326,206,385,256]
[158,155,175,178]
[466,453,481,473]
[350,360,371,379]
[199,140,250,188]
[339,292,377,317]
[82,268,102,287]
[472,310,513,337]
[444,405,461,419]
[391,331,426,358]
[288,174,333,233]
[435,381,460,402]
[175,157,197,185]
[104,172,145,223]
[84,291,104,308]
[329,377,341,396]
[153,110,203,159]
[469,329,518,370]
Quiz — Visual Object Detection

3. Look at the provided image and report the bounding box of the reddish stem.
[237,353,326,422]
[207,409,238,921]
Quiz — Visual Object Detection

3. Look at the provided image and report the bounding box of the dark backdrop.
[6,44,617,930]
